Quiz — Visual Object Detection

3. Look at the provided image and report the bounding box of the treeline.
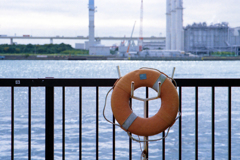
[0,43,89,55]
[211,51,235,56]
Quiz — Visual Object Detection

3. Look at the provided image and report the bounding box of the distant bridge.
[0,36,166,44]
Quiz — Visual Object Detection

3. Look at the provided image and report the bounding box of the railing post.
[28,87,32,160]
[162,131,165,160]
[45,86,54,160]
[179,86,182,160]
[11,87,14,160]
[195,87,198,160]
[96,87,99,160]
[113,116,116,160]
[62,86,65,160]
[212,87,215,160]
[228,87,231,160]
[79,86,82,159]
[129,98,132,160]
[144,87,149,160]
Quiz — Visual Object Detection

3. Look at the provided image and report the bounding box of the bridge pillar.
[50,38,53,44]
[10,38,13,45]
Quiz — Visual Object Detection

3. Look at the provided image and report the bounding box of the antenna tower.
[139,0,143,51]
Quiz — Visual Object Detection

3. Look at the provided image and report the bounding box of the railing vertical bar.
[28,87,31,160]
[129,98,132,160]
[96,87,99,160]
[79,86,82,160]
[228,87,231,160]
[195,87,198,160]
[113,115,115,160]
[146,87,149,159]
[212,86,215,160]
[179,86,182,160]
[45,86,54,160]
[162,131,165,160]
[11,86,14,160]
[62,86,65,160]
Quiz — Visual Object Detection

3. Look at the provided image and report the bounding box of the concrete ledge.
[1,55,240,61]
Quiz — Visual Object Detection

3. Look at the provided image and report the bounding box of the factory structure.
[75,0,240,57]
[165,0,240,56]
[166,0,184,51]
[88,0,95,48]
[144,0,240,56]
[184,22,240,55]
[88,0,110,55]
[137,0,185,58]
[75,0,111,56]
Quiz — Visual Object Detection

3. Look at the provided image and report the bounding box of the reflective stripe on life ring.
[111,69,179,136]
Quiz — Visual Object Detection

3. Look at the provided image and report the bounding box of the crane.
[126,21,137,54]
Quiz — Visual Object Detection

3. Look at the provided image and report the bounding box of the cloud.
[0,0,240,38]
[183,0,240,27]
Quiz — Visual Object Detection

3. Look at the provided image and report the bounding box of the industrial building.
[89,45,110,55]
[165,0,240,56]
[139,50,183,57]
[118,41,139,54]
[142,40,165,50]
[75,43,84,50]
[184,22,240,55]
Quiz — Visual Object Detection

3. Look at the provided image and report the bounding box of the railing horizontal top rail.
[176,78,240,86]
[0,78,240,87]
[0,78,117,87]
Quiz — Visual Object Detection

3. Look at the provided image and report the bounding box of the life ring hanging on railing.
[110,68,179,137]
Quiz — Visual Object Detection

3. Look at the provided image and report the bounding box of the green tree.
[4,47,9,53]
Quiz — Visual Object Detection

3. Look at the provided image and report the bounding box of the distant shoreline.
[1,55,240,61]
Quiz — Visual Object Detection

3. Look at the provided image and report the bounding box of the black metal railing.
[0,78,239,160]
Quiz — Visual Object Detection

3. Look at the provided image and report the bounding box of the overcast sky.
[0,0,239,45]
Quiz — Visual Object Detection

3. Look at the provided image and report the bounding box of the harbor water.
[0,60,240,160]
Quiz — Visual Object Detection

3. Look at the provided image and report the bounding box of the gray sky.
[0,0,239,45]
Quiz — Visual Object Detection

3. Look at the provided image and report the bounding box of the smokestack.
[170,0,176,50]
[166,0,171,50]
[89,0,95,47]
[176,0,183,50]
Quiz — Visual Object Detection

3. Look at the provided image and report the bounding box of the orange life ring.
[111,69,179,136]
